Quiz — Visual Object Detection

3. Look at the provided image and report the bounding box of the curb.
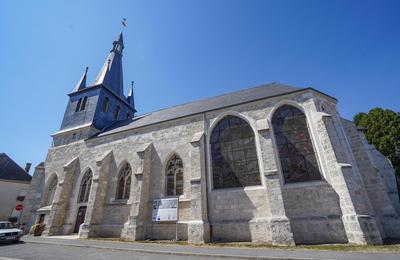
[22,239,329,260]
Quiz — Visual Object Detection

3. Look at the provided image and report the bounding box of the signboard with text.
[152,198,178,222]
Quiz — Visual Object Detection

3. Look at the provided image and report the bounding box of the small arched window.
[210,115,261,189]
[116,163,132,200]
[78,170,92,203]
[75,98,82,112]
[103,97,109,112]
[166,154,184,196]
[80,96,88,111]
[45,175,58,206]
[114,106,120,120]
[271,105,322,183]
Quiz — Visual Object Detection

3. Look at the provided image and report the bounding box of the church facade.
[22,33,400,245]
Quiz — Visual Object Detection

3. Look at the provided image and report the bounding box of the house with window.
[22,32,400,245]
[0,153,32,222]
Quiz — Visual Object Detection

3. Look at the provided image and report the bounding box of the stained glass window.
[211,116,261,189]
[166,155,183,196]
[116,163,132,200]
[272,105,322,183]
[78,170,92,203]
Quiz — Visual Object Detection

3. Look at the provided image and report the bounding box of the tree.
[354,108,400,176]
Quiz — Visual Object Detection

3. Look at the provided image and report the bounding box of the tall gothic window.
[166,154,183,196]
[271,105,322,183]
[78,170,93,203]
[210,115,261,189]
[44,175,58,206]
[103,97,109,112]
[116,163,132,200]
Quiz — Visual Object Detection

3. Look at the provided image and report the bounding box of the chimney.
[25,163,32,173]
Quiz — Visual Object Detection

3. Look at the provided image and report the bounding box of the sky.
[0,0,399,173]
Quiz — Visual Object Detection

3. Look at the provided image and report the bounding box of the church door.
[73,206,87,233]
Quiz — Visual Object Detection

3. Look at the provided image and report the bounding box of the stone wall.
[368,145,400,214]
[282,183,347,244]
[19,164,45,231]
[101,204,130,237]
[342,119,400,239]
[208,187,270,242]
[31,88,400,245]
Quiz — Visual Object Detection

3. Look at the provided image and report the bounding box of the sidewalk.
[22,236,400,260]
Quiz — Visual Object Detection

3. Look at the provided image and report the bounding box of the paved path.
[0,236,398,260]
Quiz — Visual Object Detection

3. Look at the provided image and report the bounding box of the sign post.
[15,204,24,211]
[152,197,179,240]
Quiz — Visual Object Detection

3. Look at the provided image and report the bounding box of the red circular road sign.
[15,204,23,211]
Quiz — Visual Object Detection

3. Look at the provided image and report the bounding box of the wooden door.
[73,206,87,233]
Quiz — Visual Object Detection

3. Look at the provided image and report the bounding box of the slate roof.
[93,32,125,97]
[98,82,325,137]
[0,153,32,182]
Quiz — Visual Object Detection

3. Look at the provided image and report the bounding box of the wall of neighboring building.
[0,179,30,221]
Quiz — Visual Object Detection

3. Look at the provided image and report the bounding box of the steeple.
[56,32,136,146]
[127,81,136,112]
[112,32,124,55]
[73,67,88,92]
[93,32,124,96]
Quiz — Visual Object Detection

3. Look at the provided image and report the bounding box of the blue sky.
[1,0,399,172]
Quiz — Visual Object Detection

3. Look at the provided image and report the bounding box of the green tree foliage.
[354,108,400,176]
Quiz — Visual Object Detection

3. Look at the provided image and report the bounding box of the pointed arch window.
[114,106,120,120]
[116,163,132,200]
[75,98,82,112]
[75,96,88,112]
[80,96,88,111]
[210,115,261,189]
[103,97,110,112]
[272,105,322,183]
[78,170,93,203]
[166,154,184,196]
[44,175,58,206]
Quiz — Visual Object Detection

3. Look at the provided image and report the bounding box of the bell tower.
[52,32,136,146]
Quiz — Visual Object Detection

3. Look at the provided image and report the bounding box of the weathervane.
[121,18,127,27]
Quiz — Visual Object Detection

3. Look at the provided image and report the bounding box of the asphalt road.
[0,242,226,260]
[1,237,400,260]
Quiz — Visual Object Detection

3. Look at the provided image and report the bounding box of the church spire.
[93,32,124,97]
[73,67,88,92]
[112,32,124,55]
[127,81,136,112]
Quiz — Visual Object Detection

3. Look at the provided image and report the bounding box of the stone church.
[22,32,400,245]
